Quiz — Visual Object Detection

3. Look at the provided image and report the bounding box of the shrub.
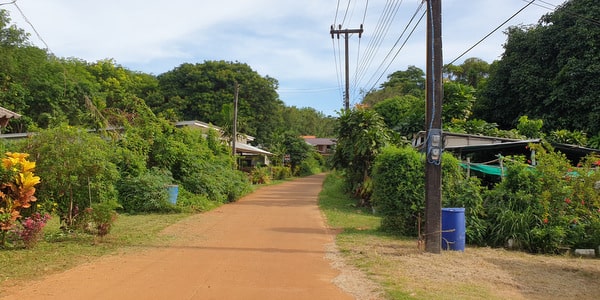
[148,126,251,203]
[0,152,41,247]
[372,146,486,242]
[483,143,600,253]
[175,187,219,212]
[11,212,50,249]
[250,167,271,184]
[88,200,120,237]
[271,166,292,180]
[372,146,424,236]
[17,126,119,230]
[117,168,177,214]
[297,155,322,177]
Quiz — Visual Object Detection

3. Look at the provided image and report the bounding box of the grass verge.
[0,213,190,286]
[319,172,600,300]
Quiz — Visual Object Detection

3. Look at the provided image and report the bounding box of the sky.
[2,0,567,117]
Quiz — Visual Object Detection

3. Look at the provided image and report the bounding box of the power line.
[11,1,50,50]
[362,2,426,94]
[332,38,345,104]
[353,0,403,93]
[278,87,339,93]
[334,0,341,24]
[530,0,600,27]
[341,0,352,27]
[447,0,536,66]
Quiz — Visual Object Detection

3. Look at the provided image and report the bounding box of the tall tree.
[444,57,490,88]
[281,106,336,137]
[332,108,390,205]
[156,61,285,145]
[362,66,426,106]
[476,0,600,137]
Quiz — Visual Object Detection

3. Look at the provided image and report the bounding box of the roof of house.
[413,131,600,163]
[303,137,337,146]
[177,120,270,155]
[234,143,272,155]
[0,107,21,119]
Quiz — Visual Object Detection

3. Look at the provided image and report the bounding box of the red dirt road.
[1,174,359,300]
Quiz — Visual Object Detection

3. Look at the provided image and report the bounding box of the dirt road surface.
[1,174,377,300]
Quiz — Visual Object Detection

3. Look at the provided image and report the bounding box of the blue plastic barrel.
[441,208,465,251]
[166,185,179,204]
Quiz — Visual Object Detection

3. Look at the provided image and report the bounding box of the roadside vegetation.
[319,172,600,300]
[0,7,329,255]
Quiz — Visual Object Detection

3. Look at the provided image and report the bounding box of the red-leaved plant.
[13,212,50,248]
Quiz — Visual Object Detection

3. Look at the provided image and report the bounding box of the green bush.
[148,126,251,204]
[88,199,121,237]
[297,155,322,177]
[117,168,178,214]
[16,125,120,230]
[372,146,486,243]
[271,166,292,180]
[483,143,600,253]
[175,187,220,212]
[372,146,424,236]
[250,166,271,184]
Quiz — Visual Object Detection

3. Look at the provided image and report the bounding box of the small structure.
[0,107,21,128]
[302,136,336,156]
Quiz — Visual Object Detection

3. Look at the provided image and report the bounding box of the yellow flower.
[19,160,36,173]
[18,172,41,190]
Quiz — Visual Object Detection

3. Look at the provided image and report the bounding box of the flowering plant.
[0,152,41,247]
[12,212,50,248]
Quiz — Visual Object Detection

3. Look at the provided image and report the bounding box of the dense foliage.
[332,108,390,205]
[484,144,600,253]
[18,126,120,229]
[372,147,486,244]
[476,0,600,141]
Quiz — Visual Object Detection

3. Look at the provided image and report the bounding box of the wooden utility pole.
[330,24,363,110]
[232,82,239,161]
[425,0,443,254]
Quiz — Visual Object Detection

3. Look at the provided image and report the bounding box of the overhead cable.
[362,2,426,94]
[447,0,536,66]
[11,1,50,50]
[353,0,403,93]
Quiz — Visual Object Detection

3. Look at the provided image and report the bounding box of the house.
[176,120,272,169]
[413,130,600,177]
[302,136,336,156]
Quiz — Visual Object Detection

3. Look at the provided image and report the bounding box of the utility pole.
[425,0,443,254]
[232,82,239,163]
[330,24,363,110]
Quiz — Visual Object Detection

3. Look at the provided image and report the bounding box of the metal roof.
[234,143,272,155]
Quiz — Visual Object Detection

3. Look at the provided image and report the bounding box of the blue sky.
[3,0,566,117]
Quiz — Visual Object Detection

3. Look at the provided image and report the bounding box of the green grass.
[318,172,380,231]
[318,173,600,300]
[0,213,190,285]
